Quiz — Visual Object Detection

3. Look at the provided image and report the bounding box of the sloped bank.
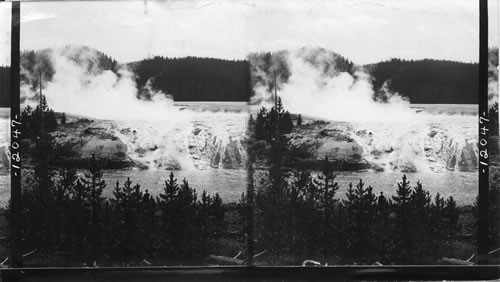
[253,119,370,171]
[21,119,134,169]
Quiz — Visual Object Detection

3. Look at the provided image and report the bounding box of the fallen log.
[241,249,268,264]
[0,257,8,265]
[207,249,268,265]
[302,260,321,266]
[22,249,37,258]
[142,259,152,266]
[441,257,474,265]
[489,247,500,257]
[206,255,244,265]
[466,254,475,262]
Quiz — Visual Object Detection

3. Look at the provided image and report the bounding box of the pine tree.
[28,102,57,250]
[158,172,201,259]
[61,112,66,125]
[54,168,77,249]
[431,193,446,242]
[443,196,459,236]
[408,181,433,260]
[314,157,339,258]
[141,189,159,256]
[197,190,212,256]
[40,94,49,112]
[280,111,294,133]
[45,109,58,131]
[69,176,91,254]
[79,155,107,263]
[297,170,321,256]
[392,175,412,207]
[158,172,180,257]
[342,179,377,261]
[20,105,34,138]
[21,96,58,139]
[211,193,225,242]
[237,192,248,242]
[254,108,267,140]
[391,175,413,262]
[111,178,143,260]
[177,179,198,258]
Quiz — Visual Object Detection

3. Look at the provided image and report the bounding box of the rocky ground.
[252,117,371,171]
[284,119,369,171]
[21,118,134,169]
[21,115,369,172]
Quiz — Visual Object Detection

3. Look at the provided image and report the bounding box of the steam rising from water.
[21,46,188,122]
[252,48,415,123]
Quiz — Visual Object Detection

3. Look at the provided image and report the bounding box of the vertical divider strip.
[10,0,22,269]
[478,0,490,265]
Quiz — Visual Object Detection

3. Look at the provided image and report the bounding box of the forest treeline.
[131,56,250,101]
[0,46,486,106]
[14,154,469,265]
[16,159,226,265]
[367,58,479,104]
[247,168,462,264]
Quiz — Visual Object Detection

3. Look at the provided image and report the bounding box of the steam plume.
[21,45,187,122]
[250,47,415,123]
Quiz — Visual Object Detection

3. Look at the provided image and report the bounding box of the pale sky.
[0,0,497,66]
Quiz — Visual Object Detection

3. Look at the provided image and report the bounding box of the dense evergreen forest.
[367,59,479,104]
[130,56,250,101]
[0,46,484,105]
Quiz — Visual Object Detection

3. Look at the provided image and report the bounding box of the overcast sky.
[0,0,498,66]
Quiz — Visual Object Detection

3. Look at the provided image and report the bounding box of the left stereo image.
[1,0,251,267]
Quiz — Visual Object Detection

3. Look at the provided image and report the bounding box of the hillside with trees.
[366,59,478,104]
[0,46,480,105]
[130,56,250,101]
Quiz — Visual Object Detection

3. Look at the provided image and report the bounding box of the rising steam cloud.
[251,48,416,123]
[21,46,187,122]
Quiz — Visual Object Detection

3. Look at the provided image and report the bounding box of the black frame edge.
[9,0,22,268]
